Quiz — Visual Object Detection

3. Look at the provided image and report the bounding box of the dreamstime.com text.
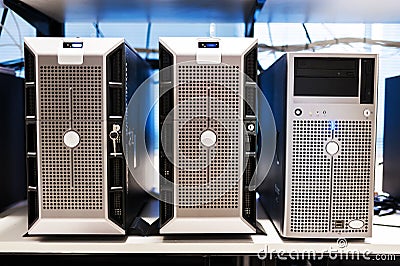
[257,242,397,261]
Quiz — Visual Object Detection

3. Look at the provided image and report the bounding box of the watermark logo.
[257,238,397,261]
[257,248,267,260]
[336,238,348,248]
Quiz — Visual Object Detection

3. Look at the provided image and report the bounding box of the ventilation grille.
[290,120,332,233]
[39,65,102,121]
[26,123,37,152]
[24,45,35,83]
[332,121,372,233]
[108,85,124,116]
[109,191,123,225]
[39,65,104,210]
[72,67,102,120]
[159,43,174,225]
[106,45,127,228]
[25,45,38,228]
[109,157,124,187]
[290,119,373,234]
[177,64,240,209]
[27,157,38,187]
[244,45,257,82]
[72,121,103,208]
[109,49,123,83]
[25,85,36,117]
[28,190,39,225]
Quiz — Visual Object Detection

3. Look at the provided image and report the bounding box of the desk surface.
[0,202,399,255]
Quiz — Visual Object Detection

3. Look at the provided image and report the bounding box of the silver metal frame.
[25,37,126,235]
[159,37,257,234]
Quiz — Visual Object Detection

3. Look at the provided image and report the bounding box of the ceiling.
[258,0,400,23]
[14,0,256,23]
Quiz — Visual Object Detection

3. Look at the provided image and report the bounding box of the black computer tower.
[383,75,400,199]
[0,70,26,212]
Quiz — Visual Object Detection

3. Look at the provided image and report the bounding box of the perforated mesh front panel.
[40,120,72,209]
[39,65,104,211]
[290,120,331,233]
[177,64,240,209]
[332,121,372,233]
[290,119,373,234]
[72,121,103,209]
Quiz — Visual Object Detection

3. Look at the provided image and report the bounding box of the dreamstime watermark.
[257,238,397,261]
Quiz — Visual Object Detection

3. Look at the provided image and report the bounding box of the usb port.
[334,220,344,229]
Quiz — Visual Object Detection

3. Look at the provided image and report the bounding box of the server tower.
[0,70,26,212]
[159,37,258,234]
[258,53,377,238]
[24,37,150,235]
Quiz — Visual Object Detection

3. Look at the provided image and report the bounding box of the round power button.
[294,108,302,116]
[63,130,80,148]
[326,141,339,155]
[363,109,371,118]
[200,130,217,148]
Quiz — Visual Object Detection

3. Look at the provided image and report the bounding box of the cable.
[374,194,400,216]
[0,23,22,52]
[87,37,400,58]
[93,22,104,38]
[267,23,276,59]
[258,37,400,53]
[0,7,8,37]
[145,22,151,60]
[134,47,158,54]
[0,8,23,58]
[0,43,21,48]
[209,22,216,38]
[302,23,312,44]
[322,23,335,39]
[302,23,314,52]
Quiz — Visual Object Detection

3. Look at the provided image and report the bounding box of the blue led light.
[329,120,337,131]
[206,43,217,48]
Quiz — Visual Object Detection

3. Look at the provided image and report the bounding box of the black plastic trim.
[360,58,375,104]
[106,44,126,229]
[24,45,38,229]
[159,43,174,227]
[242,43,258,227]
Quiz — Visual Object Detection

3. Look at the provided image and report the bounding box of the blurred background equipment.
[0,68,26,212]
